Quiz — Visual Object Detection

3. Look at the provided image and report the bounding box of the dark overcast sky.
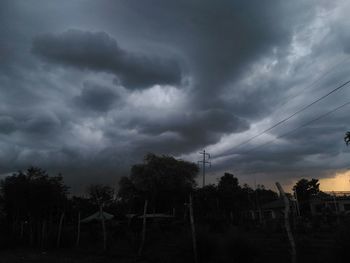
[1,0,350,192]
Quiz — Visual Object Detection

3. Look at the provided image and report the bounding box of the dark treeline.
[0,154,278,249]
[0,153,349,263]
[0,167,68,247]
[0,167,114,249]
[117,153,278,224]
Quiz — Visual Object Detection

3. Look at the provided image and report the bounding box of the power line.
[218,79,350,158]
[226,101,350,158]
[283,57,350,104]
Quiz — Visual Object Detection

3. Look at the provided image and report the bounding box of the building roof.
[80,211,114,223]
[138,213,174,218]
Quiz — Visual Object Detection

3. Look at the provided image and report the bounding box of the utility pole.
[198,150,211,187]
[189,194,198,263]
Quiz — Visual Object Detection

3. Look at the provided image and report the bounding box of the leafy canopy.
[345,131,350,146]
[0,167,68,220]
[118,153,199,212]
[292,178,320,202]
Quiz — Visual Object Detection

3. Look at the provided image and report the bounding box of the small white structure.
[80,211,114,223]
[138,213,174,219]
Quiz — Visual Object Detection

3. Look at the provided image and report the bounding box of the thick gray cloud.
[73,81,119,112]
[1,0,350,192]
[110,0,315,108]
[22,112,61,134]
[0,116,16,134]
[32,29,182,89]
[120,109,249,155]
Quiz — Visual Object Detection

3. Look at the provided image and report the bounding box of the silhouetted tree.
[0,167,68,245]
[345,131,350,145]
[255,184,279,205]
[241,184,255,209]
[87,184,115,250]
[218,173,240,192]
[70,196,95,216]
[118,153,198,213]
[217,173,241,218]
[88,184,114,208]
[293,178,320,215]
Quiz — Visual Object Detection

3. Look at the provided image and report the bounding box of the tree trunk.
[41,220,46,250]
[37,221,41,247]
[138,199,148,255]
[276,182,296,263]
[99,206,107,250]
[56,212,65,248]
[12,221,17,237]
[189,194,198,263]
[20,221,24,239]
[76,211,81,247]
[29,217,34,246]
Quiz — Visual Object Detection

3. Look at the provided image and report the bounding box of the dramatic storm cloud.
[1,0,350,191]
[32,29,182,89]
[73,81,120,112]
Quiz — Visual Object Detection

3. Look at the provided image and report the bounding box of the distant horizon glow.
[319,170,350,192]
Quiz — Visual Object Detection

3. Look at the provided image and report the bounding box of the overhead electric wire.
[285,56,350,103]
[226,101,350,158]
[217,79,350,158]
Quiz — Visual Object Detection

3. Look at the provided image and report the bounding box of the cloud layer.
[32,29,182,89]
[1,0,350,191]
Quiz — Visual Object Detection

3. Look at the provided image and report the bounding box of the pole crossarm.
[198,150,211,187]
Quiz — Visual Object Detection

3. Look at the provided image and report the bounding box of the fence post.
[189,194,198,263]
[276,182,296,263]
[138,199,148,255]
[99,205,107,250]
[56,212,65,248]
[76,211,81,247]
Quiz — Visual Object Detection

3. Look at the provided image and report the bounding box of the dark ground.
[1,218,349,263]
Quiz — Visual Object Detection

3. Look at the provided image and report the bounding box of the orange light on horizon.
[319,170,350,192]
